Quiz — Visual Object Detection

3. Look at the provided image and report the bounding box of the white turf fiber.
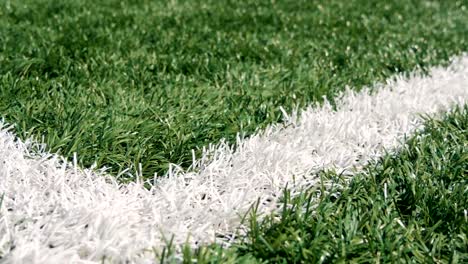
[0,55,467,263]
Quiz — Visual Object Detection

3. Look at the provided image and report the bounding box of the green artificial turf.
[173,105,468,263]
[1,0,467,179]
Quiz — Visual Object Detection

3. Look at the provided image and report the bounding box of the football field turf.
[1,0,467,178]
[0,0,467,263]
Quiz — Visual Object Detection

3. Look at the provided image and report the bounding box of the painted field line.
[1,55,467,263]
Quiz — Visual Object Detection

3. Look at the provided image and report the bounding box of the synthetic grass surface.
[1,56,465,262]
[174,105,468,263]
[1,0,467,178]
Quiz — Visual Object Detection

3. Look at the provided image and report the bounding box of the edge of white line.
[0,55,467,263]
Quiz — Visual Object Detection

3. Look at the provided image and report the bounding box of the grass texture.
[0,0,467,178]
[1,56,466,262]
[177,105,468,263]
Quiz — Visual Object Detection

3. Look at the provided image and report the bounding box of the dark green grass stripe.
[182,105,467,263]
[1,0,467,179]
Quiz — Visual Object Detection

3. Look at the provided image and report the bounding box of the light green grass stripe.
[1,0,467,178]
[179,105,468,263]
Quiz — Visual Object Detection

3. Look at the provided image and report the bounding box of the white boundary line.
[0,55,467,263]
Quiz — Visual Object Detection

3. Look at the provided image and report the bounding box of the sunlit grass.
[1,0,467,180]
[173,105,468,263]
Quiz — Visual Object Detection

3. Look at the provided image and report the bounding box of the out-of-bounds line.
[0,55,467,263]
